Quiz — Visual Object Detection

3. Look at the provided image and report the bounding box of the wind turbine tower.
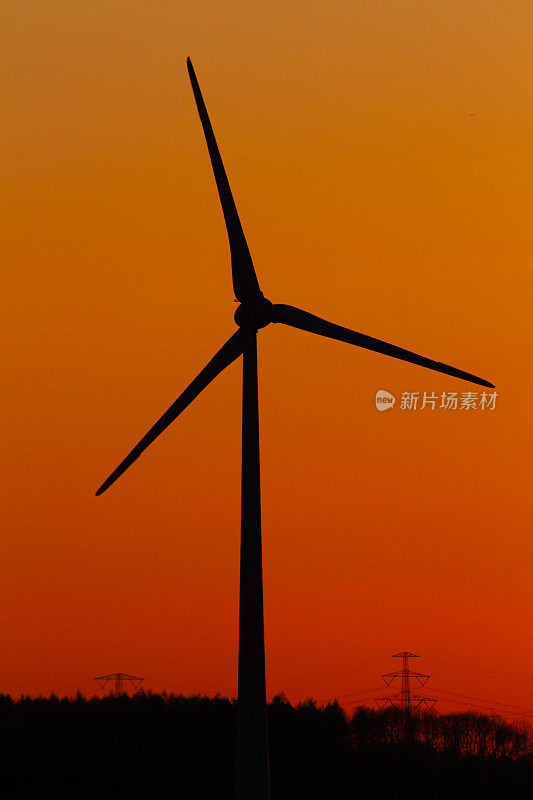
[96,60,492,800]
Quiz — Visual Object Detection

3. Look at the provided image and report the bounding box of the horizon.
[1,651,531,723]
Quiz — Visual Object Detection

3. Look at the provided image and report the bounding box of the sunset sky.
[3,1,532,716]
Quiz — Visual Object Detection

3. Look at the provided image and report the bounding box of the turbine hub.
[234,298,273,330]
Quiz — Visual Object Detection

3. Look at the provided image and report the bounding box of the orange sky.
[2,1,532,716]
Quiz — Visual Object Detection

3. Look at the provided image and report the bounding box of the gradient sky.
[2,1,532,716]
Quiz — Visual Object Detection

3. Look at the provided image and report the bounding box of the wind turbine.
[96,58,494,800]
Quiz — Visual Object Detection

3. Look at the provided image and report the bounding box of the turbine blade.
[96,328,245,496]
[187,57,263,303]
[273,304,494,388]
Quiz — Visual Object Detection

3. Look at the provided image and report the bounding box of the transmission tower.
[375,652,436,712]
[94,673,144,696]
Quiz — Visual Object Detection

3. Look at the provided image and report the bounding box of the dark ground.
[0,692,531,798]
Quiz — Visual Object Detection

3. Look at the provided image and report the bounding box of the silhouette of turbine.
[96,58,494,800]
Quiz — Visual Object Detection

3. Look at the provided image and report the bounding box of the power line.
[333,687,385,701]
[431,695,503,713]
[429,686,533,715]
[424,656,533,688]
[269,655,388,687]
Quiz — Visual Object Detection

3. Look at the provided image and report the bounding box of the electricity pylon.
[94,673,144,696]
[375,652,436,712]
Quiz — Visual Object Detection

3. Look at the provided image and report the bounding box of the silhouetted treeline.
[350,705,531,759]
[0,692,531,798]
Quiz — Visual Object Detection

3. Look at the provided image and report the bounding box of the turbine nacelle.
[234,297,273,330]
